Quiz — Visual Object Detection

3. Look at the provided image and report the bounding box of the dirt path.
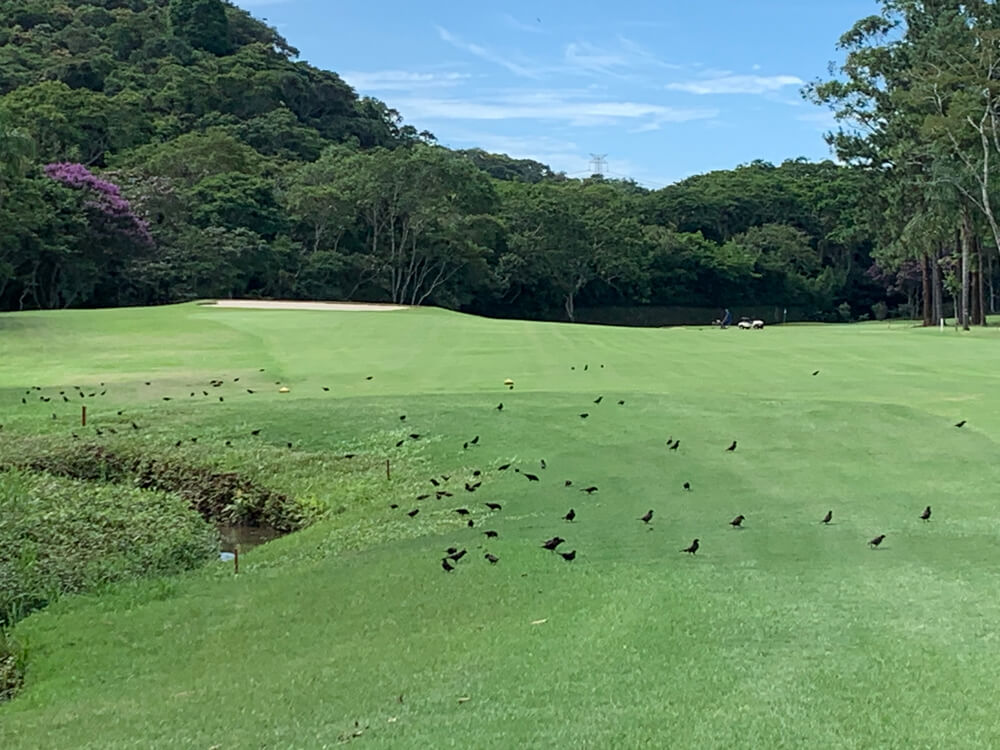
[209,300,408,312]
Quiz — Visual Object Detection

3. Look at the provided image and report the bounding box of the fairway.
[3,303,1000,748]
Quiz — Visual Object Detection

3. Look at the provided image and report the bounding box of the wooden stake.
[386,458,391,481]
[81,405,87,427]
[234,547,239,575]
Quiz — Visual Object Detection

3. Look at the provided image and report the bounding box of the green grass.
[3,303,1000,748]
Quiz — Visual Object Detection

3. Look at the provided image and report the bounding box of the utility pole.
[588,153,608,177]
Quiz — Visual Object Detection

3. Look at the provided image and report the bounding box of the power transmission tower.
[588,153,608,176]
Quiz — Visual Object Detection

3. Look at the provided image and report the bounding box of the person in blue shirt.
[720,308,732,329]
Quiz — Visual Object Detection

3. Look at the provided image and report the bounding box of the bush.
[837,301,852,322]
[0,469,218,626]
[872,301,889,321]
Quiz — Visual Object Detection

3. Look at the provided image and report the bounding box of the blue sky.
[235,0,879,187]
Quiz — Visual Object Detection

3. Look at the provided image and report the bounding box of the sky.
[234,0,881,188]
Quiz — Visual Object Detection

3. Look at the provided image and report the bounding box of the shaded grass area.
[3,304,1000,746]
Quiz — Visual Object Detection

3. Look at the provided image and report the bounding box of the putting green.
[2,303,1000,749]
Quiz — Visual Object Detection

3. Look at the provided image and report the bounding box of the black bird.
[484,530,499,538]
[448,549,467,562]
[470,435,480,445]
[523,473,540,482]
[730,514,745,528]
[322,387,330,392]
[869,534,886,548]
[190,437,198,443]
[396,440,405,448]
[579,413,590,419]
[219,397,224,402]
[542,536,565,551]
[251,429,261,436]
[162,397,172,401]
[463,442,469,450]
[727,441,737,451]
[617,400,625,405]
[131,422,140,430]
[563,508,576,522]
[464,482,481,492]
[485,553,499,564]
[246,389,255,394]
[344,453,356,459]
[441,475,450,481]
[407,509,420,517]
[955,420,967,428]
[234,378,240,382]
[560,550,577,561]
[118,410,124,415]
[565,480,573,487]
[225,441,232,447]
[175,441,182,447]
[399,414,405,420]
[540,459,547,470]
[472,470,482,477]
[416,494,431,501]
[583,364,588,371]
[581,486,598,494]
[497,463,511,471]
[389,504,399,509]
[821,510,833,524]
[467,519,475,527]
[485,502,502,511]
[682,538,700,555]
[594,396,603,404]
[670,441,680,451]
[920,505,932,521]
[437,491,454,498]
[144,381,151,385]
[454,508,470,515]
[408,433,421,440]
[430,478,440,487]
[446,547,458,555]
[62,396,69,402]
[497,403,503,411]
[683,481,691,491]
[442,558,454,572]
[366,376,374,380]
[812,370,820,376]
[639,510,653,524]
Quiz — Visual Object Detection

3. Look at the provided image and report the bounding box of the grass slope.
[2,304,1000,748]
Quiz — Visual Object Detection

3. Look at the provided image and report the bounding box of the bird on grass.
[730,514,745,528]
[389,504,399,510]
[564,480,573,487]
[416,494,431,501]
[821,510,833,524]
[464,482,481,492]
[454,508,470,516]
[448,549,467,562]
[540,459,547,469]
[579,413,590,419]
[617,400,625,405]
[670,441,680,451]
[485,553,499,564]
[408,433,421,440]
[639,510,654,524]
[485,502,502,511]
[446,547,458,555]
[683,482,691,491]
[322,387,330,392]
[542,536,565,551]
[868,534,886,549]
[682,539,700,555]
[594,396,603,404]
[560,550,576,561]
[251,429,261,436]
[580,486,598,494]
[497,403,503,411]
[472,470,482,477]
[430,478,440,487]
[467,519,475,528]
[497,463,511,471]
[727,441,737,452]
[407,509,419,518]
[920,506,932,521]
[470,435,480,446]
[366,376,374,380]
[442,558,455,573]
[812,370,820,376]
[563,508,576,522]
[955,420,967,428]
[396,440,405,448]
[523,472,540,482]
[484,530,498,538]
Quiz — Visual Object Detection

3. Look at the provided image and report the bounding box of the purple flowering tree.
[44,162,153,246]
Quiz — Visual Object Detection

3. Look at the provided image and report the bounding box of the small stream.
[217,523,283,560]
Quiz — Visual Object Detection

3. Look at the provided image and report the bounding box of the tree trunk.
[564,292,576,322]
[961,206,972,330]
[921,254,933,326]
[932,250,943,325]
[988,250,996,314]
[977,234,987,325]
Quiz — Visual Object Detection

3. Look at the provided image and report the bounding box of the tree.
[169,0,232,56]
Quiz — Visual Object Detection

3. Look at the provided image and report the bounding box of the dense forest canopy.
[0,0,994,324]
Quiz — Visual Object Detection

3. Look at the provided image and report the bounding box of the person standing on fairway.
[720,308,732,329]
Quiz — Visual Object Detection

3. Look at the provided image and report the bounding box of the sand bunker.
[210,300,408,312]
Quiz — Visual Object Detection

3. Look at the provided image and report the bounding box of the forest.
[0,0,996,326]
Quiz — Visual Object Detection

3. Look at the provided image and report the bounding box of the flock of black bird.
[11,360,953,571]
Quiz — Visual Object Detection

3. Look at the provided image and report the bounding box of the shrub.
[0,469,218,626]
[872,301,889,321]
[837,301,852,322]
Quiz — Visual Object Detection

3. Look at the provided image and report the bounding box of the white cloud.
[342,70,471,92]
[436,26,539,78]
[666,74,804,95]
[394,90,717,128]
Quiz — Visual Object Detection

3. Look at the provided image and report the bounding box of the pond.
[217,523,283,560]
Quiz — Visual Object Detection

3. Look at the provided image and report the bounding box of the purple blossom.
[44,162,153,245]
